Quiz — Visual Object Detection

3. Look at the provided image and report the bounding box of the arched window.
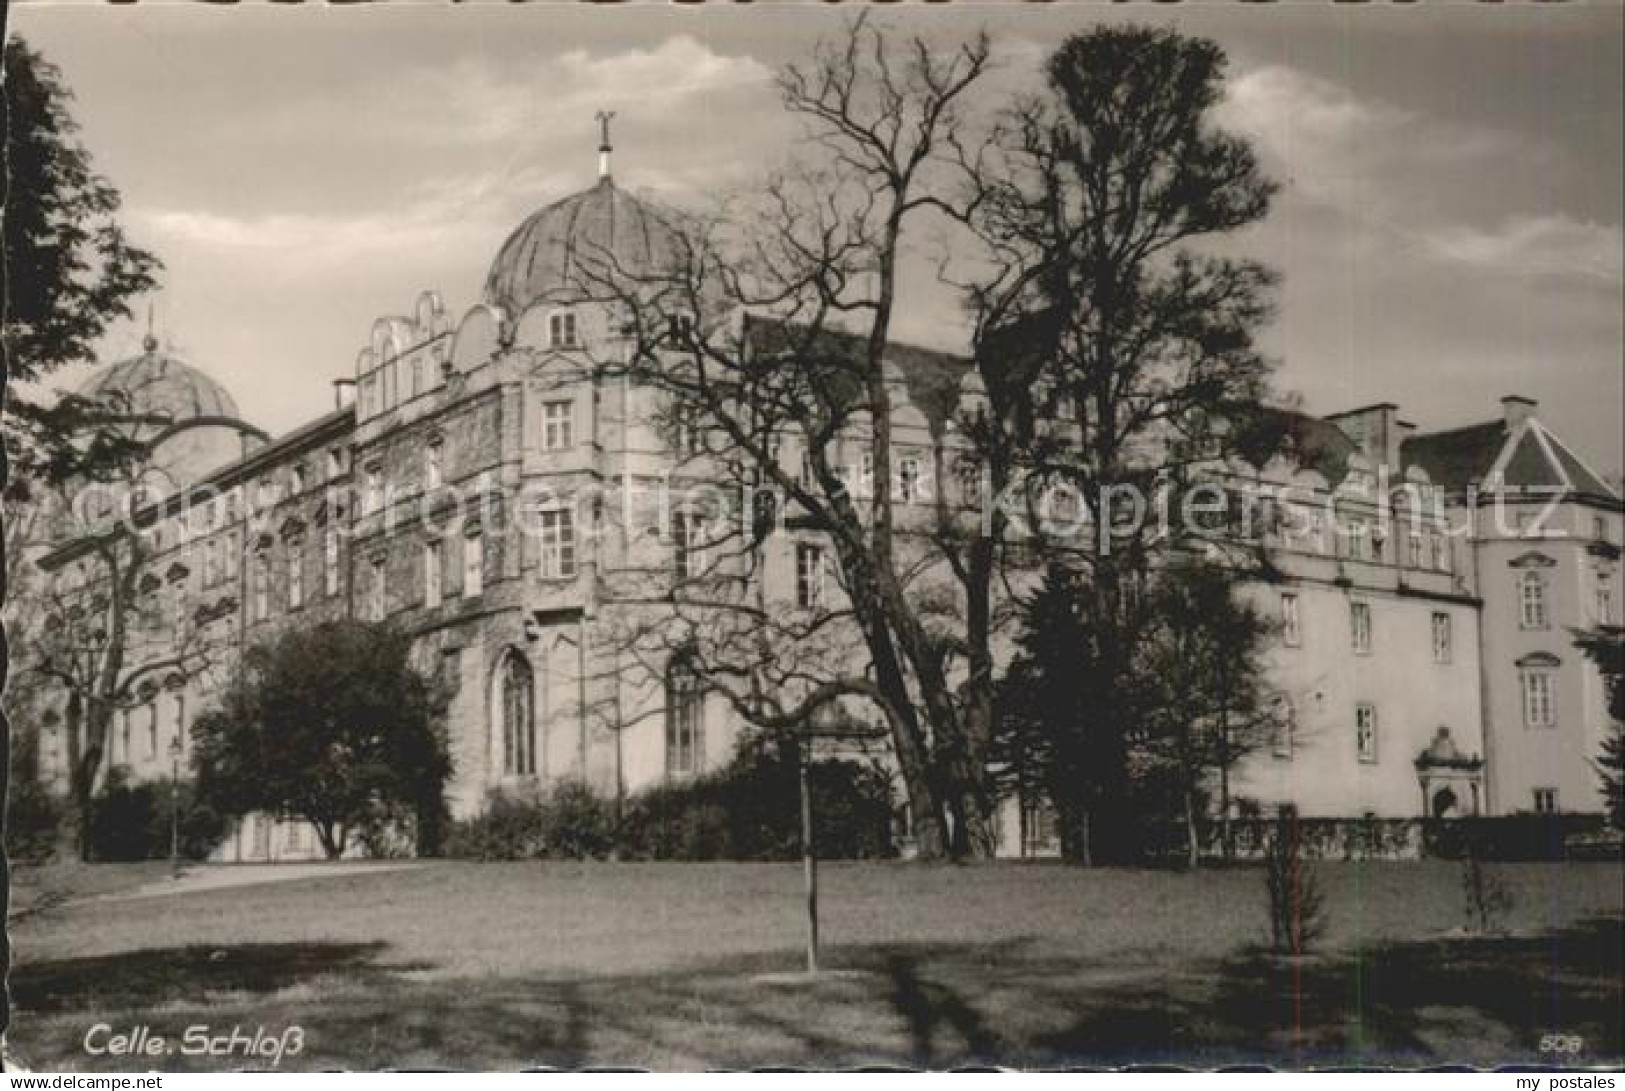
[665,657,704,776]
[498,652,536,777]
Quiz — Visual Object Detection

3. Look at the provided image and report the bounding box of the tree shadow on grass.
[1031,913,1623,1068]
[10,941,433,1016]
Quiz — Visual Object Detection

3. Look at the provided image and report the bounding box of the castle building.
[34,148,1623,861]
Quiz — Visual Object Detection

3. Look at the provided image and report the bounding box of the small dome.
[484,177,681,315]
[79,340,241,423]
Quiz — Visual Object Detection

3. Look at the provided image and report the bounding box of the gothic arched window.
[665,657,704,776]
[498,652,536,777]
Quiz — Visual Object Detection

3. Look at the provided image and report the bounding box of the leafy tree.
[955,25,1279,862]
[190,621,451,859]
[1142,558,1279,868]
[2,37,160,494]
[1575,624,1623,832]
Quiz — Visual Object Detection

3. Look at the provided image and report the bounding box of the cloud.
[248,37,773,150]
[1421,215,1623,284]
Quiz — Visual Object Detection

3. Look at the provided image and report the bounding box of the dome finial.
[596,109,616,182]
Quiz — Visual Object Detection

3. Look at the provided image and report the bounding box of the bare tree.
[563,15,1003,858]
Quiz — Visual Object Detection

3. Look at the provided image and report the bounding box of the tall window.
[1521,666,1556,727]
[796,543,826,611]
[539,510,575,579]
[327,447,345,480]
[1407,532,1424,569]
[1532,787,1558,814]
[542,401,573,451]
[673,511,707,581]
[290,464,307,495]
[673,405,703,457]
[1519,571,1549,629]
[1350,601,1372,654]
[146,701,159,760]
[548,310,578,349]
[369,556,387,620]
[203,539,219,588]
[425,441,443,489]
[324,530,340,596]
[252,551,270,620]
[463,527,485,597]
[364,464,383,515]
[666,659,704,776]
[424,540,443,608]
[1272,697,1296,759]
[1431,612,1451,663]
[1355,703,1378,763]
[287,538,305,610]
[1281,593,1302,647]
[1595,572,1615,625]
[499,653,536,777]
[119,709,131,765]
[853,450,874,499]
[896,456,922,504]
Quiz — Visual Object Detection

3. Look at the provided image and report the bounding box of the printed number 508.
[1540,1034,1584,1053]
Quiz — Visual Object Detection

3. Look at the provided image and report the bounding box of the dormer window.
[290,464,308,495]
[549,311,579,350]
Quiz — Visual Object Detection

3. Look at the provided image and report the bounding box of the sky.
[13,2,1624,474]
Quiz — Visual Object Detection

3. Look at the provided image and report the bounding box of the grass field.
[7,859,1622,1070]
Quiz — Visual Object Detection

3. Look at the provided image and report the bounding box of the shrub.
[1263,808,1327,956]
[443,781,616,861]
[88,770,227,862]
[443,739,896,862]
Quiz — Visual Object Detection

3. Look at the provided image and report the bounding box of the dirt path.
[109,860,430,902]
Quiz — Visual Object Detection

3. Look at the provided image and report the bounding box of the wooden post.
[800,740,819,975]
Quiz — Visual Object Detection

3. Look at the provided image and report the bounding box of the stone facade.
[34,171,1623,861]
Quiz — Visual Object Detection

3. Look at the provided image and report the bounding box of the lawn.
[7,859,1622,1070]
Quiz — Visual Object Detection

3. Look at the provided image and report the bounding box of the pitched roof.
[1402,417,1620,501]
[1400,421,1506,494]
[741,315,971,435]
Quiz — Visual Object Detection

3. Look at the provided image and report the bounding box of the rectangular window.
[287,541,304,610]
[1407,532,1423,569]
[1520,572,1549,629]
[539,510,575,579]
[1532,787,1558,814]
[146,703,158,760]
[673,404,703,457]
[253,553,270,621]
[549,311,578,349]
[673,511,707,582]
[796,543,826,611]
[1355,704,1378,763]
[1521,669,1555,727]
[203,539,219,588]
[424,540,443,608]
[324,531,340,596]
[1350,601,1372,654]
[1431,612,1451,664]
[463,530,485,597]
[1595,574,1615,626]
[896,456,922,504]
[364,465,383,515]
[369,556,387,620]
[425,442,443,489]
[542,401,574,451]
[1272,699,1295,760]
[1281,593,1302,647]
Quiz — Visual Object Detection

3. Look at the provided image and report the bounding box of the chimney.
[1501,395,1537,429]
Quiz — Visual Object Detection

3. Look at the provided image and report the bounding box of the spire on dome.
[596,109,616,181]
[143,301,158,354]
